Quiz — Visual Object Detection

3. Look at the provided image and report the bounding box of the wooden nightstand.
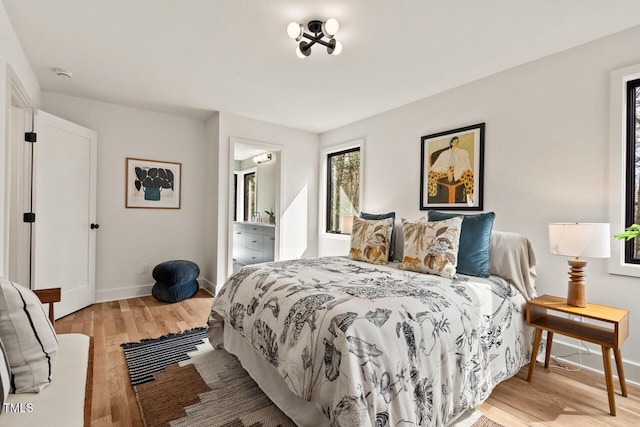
[526,295,629,416]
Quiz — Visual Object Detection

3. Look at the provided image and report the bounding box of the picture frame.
[419,123,485,211]
[125,157,182,209]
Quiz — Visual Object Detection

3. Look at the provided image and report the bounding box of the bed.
[208,230,537,427]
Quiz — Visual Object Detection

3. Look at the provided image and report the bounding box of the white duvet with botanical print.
[208,257,533,427]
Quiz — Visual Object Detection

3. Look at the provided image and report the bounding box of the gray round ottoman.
[151,260,200,303]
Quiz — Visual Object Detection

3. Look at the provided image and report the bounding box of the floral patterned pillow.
[398,216,463,278]
[348,216,393,265]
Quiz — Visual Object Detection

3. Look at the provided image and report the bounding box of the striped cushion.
[0,278,58,393]
[0,338,10,406]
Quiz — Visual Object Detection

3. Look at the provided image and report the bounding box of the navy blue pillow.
[428,211,495,277]
[360,211,396,261]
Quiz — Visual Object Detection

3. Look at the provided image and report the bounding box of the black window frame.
[233,173,238,222]
[326,146,360,234]
[624,78,640,264]
[243,171,256,222]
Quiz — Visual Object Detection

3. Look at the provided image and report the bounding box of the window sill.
[322,232,351,241]
[608,259,640,278]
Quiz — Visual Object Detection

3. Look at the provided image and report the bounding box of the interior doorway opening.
[228,138,283,275]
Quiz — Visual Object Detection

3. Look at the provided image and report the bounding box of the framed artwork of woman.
[420,123,485,211]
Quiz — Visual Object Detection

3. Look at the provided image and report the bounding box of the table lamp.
[548,223,611,307]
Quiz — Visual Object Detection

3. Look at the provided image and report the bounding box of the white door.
[32,110,98,318]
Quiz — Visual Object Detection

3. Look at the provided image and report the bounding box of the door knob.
[91,223,100,229]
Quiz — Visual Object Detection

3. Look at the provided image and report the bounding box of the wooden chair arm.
[33,288,61,325]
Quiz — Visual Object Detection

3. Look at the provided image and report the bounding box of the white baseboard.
[198,278,217,296]
[95,284,154,303]
[542,337,640,386]
[95,278,216,303]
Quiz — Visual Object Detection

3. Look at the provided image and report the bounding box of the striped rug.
[121,327,207,385]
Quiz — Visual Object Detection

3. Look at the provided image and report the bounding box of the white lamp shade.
[287,22,303,39]
[548,223,611,258]
[331,40,343,55]
[322,18,339,36]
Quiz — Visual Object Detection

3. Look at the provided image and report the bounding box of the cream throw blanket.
[489,230,538,300]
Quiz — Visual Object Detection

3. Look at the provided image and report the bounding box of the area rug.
[123,329,503,427]
[121,327,208,385]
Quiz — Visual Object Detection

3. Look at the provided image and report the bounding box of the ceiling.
[234,144,268,162]
[5,1,640,133]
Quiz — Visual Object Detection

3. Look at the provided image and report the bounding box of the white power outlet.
[141,263,149,274]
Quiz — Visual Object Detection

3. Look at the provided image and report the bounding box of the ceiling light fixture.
[253,153,272,164]
[287,19,342,58]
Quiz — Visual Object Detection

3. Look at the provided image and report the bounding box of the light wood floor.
[55,289,213,427]
[56,291,640,426]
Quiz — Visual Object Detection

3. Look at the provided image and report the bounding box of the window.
[624,78,640,263]
[234,168,257,222]
[243,172,256,221]
[233,174,237,221]
[326,147,361,234]
[610,64,640,276]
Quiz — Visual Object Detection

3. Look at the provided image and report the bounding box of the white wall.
[215,112,319,288]
[256,154,277,217]
[0,1,40,277]
[41,92,209,301]
[320,26,640,383]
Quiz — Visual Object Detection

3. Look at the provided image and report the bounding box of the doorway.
[229,138,283,275]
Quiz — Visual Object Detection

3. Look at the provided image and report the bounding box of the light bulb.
[323,18,339,37]
[331,40,342,55]
[287,22,303,40]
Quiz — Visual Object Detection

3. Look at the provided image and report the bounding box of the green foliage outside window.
[327,148,360,234]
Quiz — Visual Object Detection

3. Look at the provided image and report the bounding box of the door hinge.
[24,132,37,143]
[23,212,36,223]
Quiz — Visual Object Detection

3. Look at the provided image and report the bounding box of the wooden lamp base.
[567,258,587,307]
